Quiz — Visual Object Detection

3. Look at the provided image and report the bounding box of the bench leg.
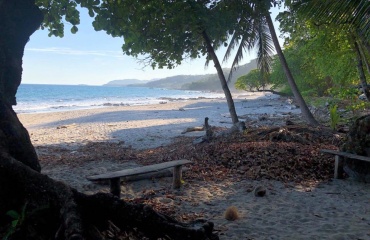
[173,166,183,189]
[110,177,121,197]
[334,155,344,179]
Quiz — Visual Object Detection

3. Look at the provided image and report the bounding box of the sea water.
[13,84,225,113]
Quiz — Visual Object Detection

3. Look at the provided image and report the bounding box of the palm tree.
[223,1,319,126]
[201,30,239,124]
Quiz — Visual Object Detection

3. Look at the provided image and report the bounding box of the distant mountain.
[104,79,152,86]
[103,59,257,92]
[184,59,258,91]
[141,75,209,89]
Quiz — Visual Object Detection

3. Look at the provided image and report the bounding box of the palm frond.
[296,0,370,42]
[225,15,261,82]
[223,32,241,64]
[256,17,274,78]
[227,36,250,82]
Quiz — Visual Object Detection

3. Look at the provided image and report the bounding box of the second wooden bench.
[86,159,192,197]
[320,149,370,179]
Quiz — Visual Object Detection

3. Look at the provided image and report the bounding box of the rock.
[258,114,268,121]
[179,107,185,111]
[254,186,266,197]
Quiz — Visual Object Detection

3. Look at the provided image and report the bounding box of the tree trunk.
[0,0,43,171]
[353,37,370,101]
[0,0,44,228]
[265,13,319,126]
[358,40,370,74]
[0,1,218,239]
[358,31,370,56]
[201,30,239,124]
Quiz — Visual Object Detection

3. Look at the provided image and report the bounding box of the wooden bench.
[320,149,370,179]
[86,159,192,197]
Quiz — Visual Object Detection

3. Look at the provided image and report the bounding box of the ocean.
[13,84,225,113]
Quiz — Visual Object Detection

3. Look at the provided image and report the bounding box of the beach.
[18,92,294,149]
[17,94,370,239]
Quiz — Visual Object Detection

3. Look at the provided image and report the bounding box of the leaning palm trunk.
[265,13,319,126]
[359,42,370,75]
[201,30,239,124]
[359,32,370,57]
[353,37,370,101]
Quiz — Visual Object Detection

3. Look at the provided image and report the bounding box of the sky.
[22,7,283,86]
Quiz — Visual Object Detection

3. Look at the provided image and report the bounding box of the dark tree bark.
[0,0,44,230]
[265,13,319,126]
[0,0,42,172]
[201,30,239,125]
[0,1,218,239]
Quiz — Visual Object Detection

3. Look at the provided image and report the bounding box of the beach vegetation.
[223,0,319,126]
[242,0,369,124]
[329,104,340,130]
[272,0,370,102]
[235,69,270,92]
[3,203,27,240]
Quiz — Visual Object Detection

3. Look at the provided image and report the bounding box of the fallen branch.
[182,126,205,134]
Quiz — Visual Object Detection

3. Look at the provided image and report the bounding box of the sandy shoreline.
[17,93,370,239]
[18,92,297,149]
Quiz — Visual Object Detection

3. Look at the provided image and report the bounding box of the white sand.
[17,93,370,239]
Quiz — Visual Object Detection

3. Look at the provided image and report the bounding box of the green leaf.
[71,25,78,34]
[52,30,59,36]
[88,9,94,17]
[11,219,19,228]
[6,210,19,220]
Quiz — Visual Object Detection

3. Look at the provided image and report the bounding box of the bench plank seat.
[320,149,370,163]
[320,149,370,179]
[87,159,191,197]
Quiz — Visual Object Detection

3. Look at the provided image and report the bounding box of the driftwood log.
[191,117,246,144]
[0,1,218,239]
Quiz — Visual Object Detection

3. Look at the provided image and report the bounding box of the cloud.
[25,47,124,58]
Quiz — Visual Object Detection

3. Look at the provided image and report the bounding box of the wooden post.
[173,166,182,189]
[334,155,344,179]
[110,177,121,197]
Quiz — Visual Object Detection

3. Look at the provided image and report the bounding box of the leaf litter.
[36,125,344,237]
